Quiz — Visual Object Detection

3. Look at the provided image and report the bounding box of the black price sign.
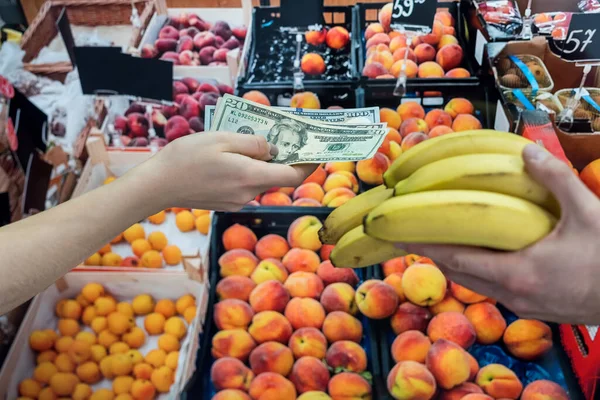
[391,0,438,33]
[551,13,600,62]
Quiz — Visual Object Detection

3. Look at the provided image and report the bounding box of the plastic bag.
[474,0,523,39]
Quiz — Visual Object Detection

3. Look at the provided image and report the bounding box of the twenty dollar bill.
[211,94,388,165]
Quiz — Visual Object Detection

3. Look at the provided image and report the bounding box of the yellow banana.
[364,190,556,251]
[383,130,534,188]
[319,185,393,245]
[329,225,407,269]
[394,153,560,217]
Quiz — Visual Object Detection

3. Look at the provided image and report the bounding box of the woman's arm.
[0,132,314,315]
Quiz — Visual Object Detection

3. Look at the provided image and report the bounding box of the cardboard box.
[0,270,208,400]
[71,137,211,278]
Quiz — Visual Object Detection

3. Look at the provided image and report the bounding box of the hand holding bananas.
[319,130,600,324]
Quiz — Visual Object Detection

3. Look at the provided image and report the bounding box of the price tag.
[280,0,324,27]
[550,13,600,62]
[391,0,438,34]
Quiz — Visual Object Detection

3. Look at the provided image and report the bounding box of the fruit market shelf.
[0,271,208,399]
[182,209,382,399]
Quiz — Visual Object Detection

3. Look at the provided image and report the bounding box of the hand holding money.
[210,94,388,165]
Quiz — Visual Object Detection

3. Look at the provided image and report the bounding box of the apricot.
[99,355,115,378]
[302,53,326,75]
[85,252,102,265]
[390,59,418,78]
[134,362,154,380]
[476,364,523,399]
[249,372,297,400]
[418,61,445,78]
[356,153,390,185]
[145,349,167,368]
[255,234,290,260]
[152,299,176,319]
[95,296,118,317]
[212,329,257,361]
[58,318,80,337]
[150,365,174,393]
[428,311,476,349]
[243,90,271,106]
[440,382,484,400]
[140,249,162,268]
[144,312,166,335]
[112,353,134,376]
[90,344,107,362]
[436,44,463,71]
[124,223,145,243]
[130,239,151,258]
[521,380,569,400]
[176,294,195,315]
[290,356,330,394]
[321,187,356,207]
[392,330,431,363]
[158,333,180,352]
[426,338,471,390]
[323,311,362,343]
[249,280,290,313]
[38,350,58,364]
[284,297,326,330]
[580,159,600,196]
[110,311,135,335]
[68,339,92,364]
[391,302,432,335]
[452,114,482,132]
[183,306,196,324]
[320,282,358,315]
[396,103,424,123]
[73,383,94,400]
[219,249,259,278]
[18,380,43,400]
[30,330,55,352]
[90,388,115,400]
[284,271,324,299]
[195,213,211,234]
[449,282,486,304]
[387,361,436,400]
[214,299,254,330]
[328,372,372,400]
[111,233,123,244]
[503,319,552,360]
[130,294,154,316]
[464,303,506,345]
[282,248,320,274]
[287,216,323,251]
[49,372,80,396]
[123,327,146,349]
[147,210,166,224]
[55,352,76,373]
[444,98,475,118]
[355,279,399,319]
[76,360,101,384]
[291,91,322,109]
[98,330,119,349]
[430,292,465,315]
[126,349,143,365]
[165,351,178,370]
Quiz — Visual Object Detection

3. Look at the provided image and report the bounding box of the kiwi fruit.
[500,74,524,88]
[574,108,593,120]
[496,58,512,72]
[505,68,519,76]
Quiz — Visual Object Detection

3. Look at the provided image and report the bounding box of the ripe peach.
[435,10,455,27]
[287,216,323,251]
[211,357,254,391]
[249,280,290,313]
[293,183,325,203]
[212,329,257,361]
[251,258,289,284]
[214,299,254,330]
[356,153,390,185]
[248,311,293,344]
[223,223,257,252]
[390,59,418,78]
[302,53,326,75]
[392,330,432,363]
[418,61,445,77]
[414,43,436,64]
[321,187,356,207]
[249,341,294,376]
[429,125,454,138]
[366,32,391,49]
[464,303,506,345]
[425,109,453,129]
[452,114,482,132]
[436,44,463,71]
[383,273,405,302]
[325,171,359,193]
[379,3,393,30]
[320,282,358,315]
[212,389,251,400]
[444,98,475,118]
[383,256,414,276]
[326,26,350,50]
[467,352,479,381]
[430,292,465,315]
[397,102,425,122]
[317,260,359,287]
[288,327,328,359]
[147,210,166,225]
[428,311,476,349]
[446,67,470,78]
[282,249,319,275]
[392,47,417,63]
[219,249,259,278]
[304,166,327,186]
[503,319,552,360]
[426,339,471,390]
[290,356,330,394]
[401,263,446,306]
[440,382,484,400]
[400,118,429,139]
[329,372,372,399]
[449,282,486,304]
[284,298,326,330]
[249,372,297,400]
[260,192,293,206]
[365,23,385,40]
[293,198,323,207]
[401,131,429,151]
[387,361,436,400]
[325,162,355,174]
[389,35,407,53]
[521,380,569,400]
[438,34,459,49]
[367,50,394,71]
[217,276,256,302]
[285,272,324,299]
[476,364,523,399]
[355,279,399,319]
[322,311,363,343]
[243,91,271,106]
[391,302,432,335]
[306,28,327,46]
[362,62,389,79]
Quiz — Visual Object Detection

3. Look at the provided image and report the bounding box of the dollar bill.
[204,104,381,131]
[211,94,389,165]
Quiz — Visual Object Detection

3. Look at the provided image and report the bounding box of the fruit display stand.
[356,1,480,93]
[183,209,382,399]
[239,5,359,88]
[366,263,582,400]
[136,4,252,87]
[71,137,211,277]
[0,270,208,399]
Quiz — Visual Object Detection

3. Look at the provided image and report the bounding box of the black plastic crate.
[235,84,363,109]
[366,264,584,400]
[241,5,360,87]
[183,209,383,399]
[355,1,480,96]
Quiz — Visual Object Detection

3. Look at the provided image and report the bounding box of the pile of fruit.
[532,12,572,40]
[556,88,600,132]
[141,13,247,67]
[496,56,553,91]
[321,130,559,269]
[362,5,469,79]
[18,283,197,399]
[112,77,233,145]
[209,217,375,400]
[373,254,567,400]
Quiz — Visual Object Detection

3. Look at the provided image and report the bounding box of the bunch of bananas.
[319,130,560,269]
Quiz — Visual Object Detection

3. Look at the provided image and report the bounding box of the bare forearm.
[0,162,163,314]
